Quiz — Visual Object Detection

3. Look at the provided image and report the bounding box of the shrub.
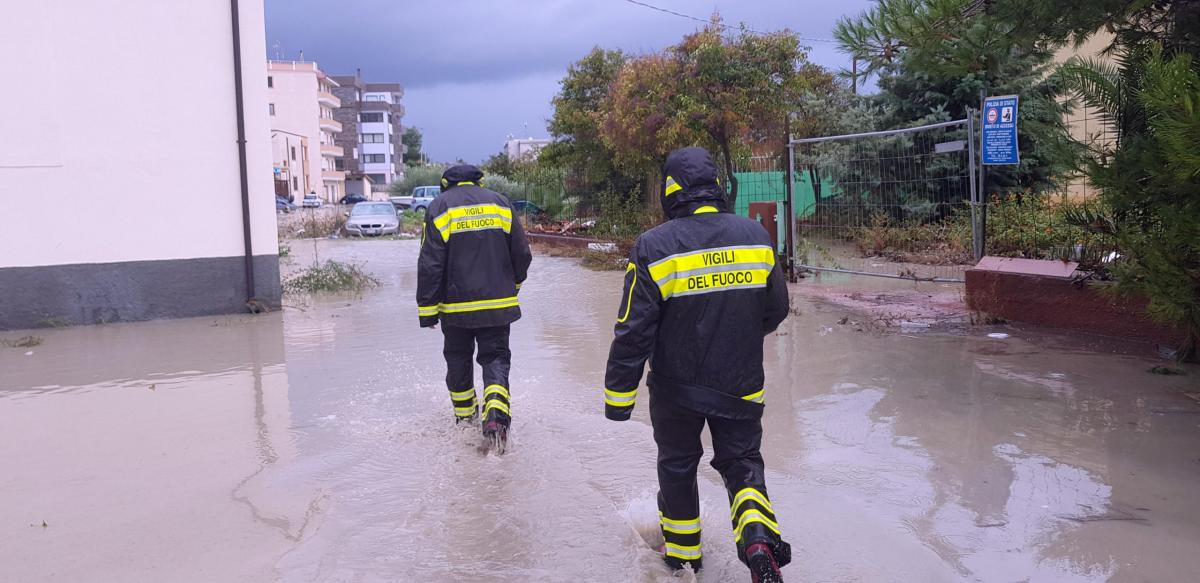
[284,260,379,294]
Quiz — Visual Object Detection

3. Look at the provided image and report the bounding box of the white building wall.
[268,66,324,200]
[0,0,277,268]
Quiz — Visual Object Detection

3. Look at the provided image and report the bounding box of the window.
[368,174,386,184]
[292,177,299,190]
[360,112,384,123]
[334,159,345,171]
[269,103,275,116]
[267,76,273,88]
[362,134,385,143]
[290,147,296,161]
[364,154,386,164]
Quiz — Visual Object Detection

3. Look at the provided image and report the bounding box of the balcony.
[321,144,344,158]
[322,170,346,182]
[317,91,340,107]
[319,118,343,133]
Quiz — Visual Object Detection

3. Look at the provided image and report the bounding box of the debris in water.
[900,321,930,333]
[1,335,43,348]
[587,242,619,254]
[24,351,34,357]
[819,326,834,337]
[988,333,1010,339]
[837,316,849,325]
[1148,366,1186,376]
[148,384,157,391]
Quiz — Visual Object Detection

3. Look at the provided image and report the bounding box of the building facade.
[0,0,280,330]
[504,137,553,161]
[331,75,406,192]
[268,61,346,203]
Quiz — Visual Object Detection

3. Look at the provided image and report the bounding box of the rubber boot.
[746,543,784,583]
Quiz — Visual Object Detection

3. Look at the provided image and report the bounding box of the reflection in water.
[2,239,1199,582]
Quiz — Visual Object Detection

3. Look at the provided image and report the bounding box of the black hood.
[441,164,485,191]
[661,147,729,219]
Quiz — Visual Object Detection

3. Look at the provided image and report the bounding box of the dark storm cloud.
[265,0,875,161]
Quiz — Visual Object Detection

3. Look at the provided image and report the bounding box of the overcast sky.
[265,0,875,163]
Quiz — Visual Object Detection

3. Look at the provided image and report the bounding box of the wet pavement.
[3,238,1199,582]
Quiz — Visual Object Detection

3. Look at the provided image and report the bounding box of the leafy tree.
[482,150,517,179]
[541,47,634,200]
[1061,43,1200,359]
[836,0,1079,196]
[389,164,444,196]
[602,19,834,206]
[401,127,424,166]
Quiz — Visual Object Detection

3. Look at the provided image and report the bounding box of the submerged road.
[2,239,1199,582]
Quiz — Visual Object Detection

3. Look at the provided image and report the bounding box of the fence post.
[968,109,982,261]
[785,141,798,282]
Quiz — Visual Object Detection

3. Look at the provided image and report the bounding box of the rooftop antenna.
[299,49,305,61]
[523,122,529,138]
[271,40,283,60]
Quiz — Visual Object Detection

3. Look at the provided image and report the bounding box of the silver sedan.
[344,202,400,237]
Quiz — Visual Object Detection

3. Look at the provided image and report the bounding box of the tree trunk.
[719,137,739,208]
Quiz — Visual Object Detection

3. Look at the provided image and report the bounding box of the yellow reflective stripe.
[438,296,520,314]
[433,204,514,239]
[664,542,702,560]
[483,400,511,416]
[733,510,781,542]
[648,245,775,301]
[741,389,765,404]
[730,488,773,519]
[483,385,509,400]
[454,406,476,417]
[693,205,718,214]
[665,175,682,196]
[604,388,637,407]
[660,514,701,534]
[515,282,523,290]
[418,305,440,316]
[617,262,637,324]
[450,388,476,400]
[649,245,776,282]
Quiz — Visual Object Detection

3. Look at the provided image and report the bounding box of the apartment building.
[268,61,346,203]
[0,0,280,329]
[505,136,553,161]
[331,74,406,192]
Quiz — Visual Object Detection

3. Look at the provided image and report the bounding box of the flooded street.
[3,238,1200,582]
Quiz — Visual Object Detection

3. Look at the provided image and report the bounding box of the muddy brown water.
[2,239,1199,582]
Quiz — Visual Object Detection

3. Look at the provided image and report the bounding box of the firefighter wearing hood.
[417,164,533,449]
[602,148,792,582]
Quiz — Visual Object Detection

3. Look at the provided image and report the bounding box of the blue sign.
[981,95,1019,165]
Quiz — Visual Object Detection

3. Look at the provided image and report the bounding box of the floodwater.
[3,239,1199,583]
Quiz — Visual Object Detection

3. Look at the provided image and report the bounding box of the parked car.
[511,199,547,218]
[344,202,400,237]
[301,192,322,208]
[409,185,441,213]
[339,193,368,205]
[389,195,413,211]
[275,195,297,213]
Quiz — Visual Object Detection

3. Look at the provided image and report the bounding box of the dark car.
[275,195,297,213]
[339,193,369,205]
[510,200,547,217]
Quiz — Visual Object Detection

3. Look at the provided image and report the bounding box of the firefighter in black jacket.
[603,148,792,582]
[417,165,532,448]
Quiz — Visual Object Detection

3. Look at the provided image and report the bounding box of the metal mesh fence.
[789,119,977,282]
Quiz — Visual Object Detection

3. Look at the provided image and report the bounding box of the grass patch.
[284,260,379,294]
[1,335,43,348]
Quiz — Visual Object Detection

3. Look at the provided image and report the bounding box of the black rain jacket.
[603,148,790,421]
[417,165,533,329]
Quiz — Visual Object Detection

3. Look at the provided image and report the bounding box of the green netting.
[731,171,833,218]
